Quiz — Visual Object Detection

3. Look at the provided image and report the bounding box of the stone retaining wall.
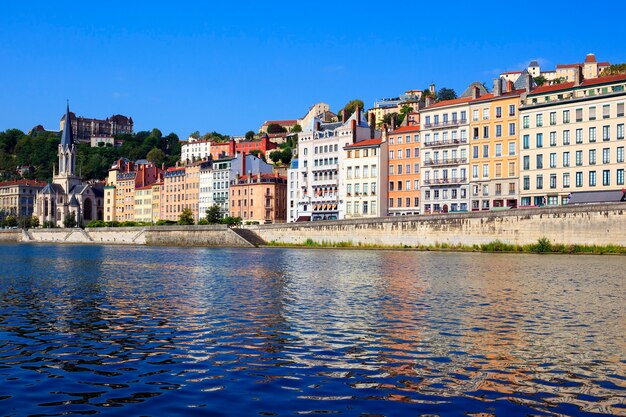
[247,203,626,247]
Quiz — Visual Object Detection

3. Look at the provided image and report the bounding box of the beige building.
[151,181,163,222]
[501,54,610,85]
[0,180,46,219]
[134,186,153,223]
[519,71,626,206]
[342,137,388,218]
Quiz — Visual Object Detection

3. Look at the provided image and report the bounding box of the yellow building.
[469,79,522,210]
[519,72,626,206]
[151,181,163,222]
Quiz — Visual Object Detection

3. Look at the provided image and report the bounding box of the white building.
[181,137,212,164]
[292,108,377,221]
[199,162,213,218]
[287,159,299,222]
[342,137,388,218]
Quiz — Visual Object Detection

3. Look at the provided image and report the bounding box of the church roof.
[61,103,74,148]
[41,183,64,195]
[69,193,79,207]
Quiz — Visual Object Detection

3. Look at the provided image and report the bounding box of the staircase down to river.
[231,228,266,247]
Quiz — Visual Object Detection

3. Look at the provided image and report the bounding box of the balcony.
[423,138,467,148]
[423,177,467,186]
[423,119,468,129]
[423,157,467,167]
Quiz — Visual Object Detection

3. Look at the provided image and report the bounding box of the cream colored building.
[342,138,388,218]
[519,72,626,206]
[134,186,153,223]
[151,182,163,222]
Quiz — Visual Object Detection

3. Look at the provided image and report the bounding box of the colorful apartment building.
[162,167,186,222]
[105,159,161,222]
[134,186,153,223]
[468,80,523,210]
[420,96,471,213]
[151,181,163,222]
[229,173,287,223]
[387,125,421,215]
[342,138,388,218]
[519,71,626,206]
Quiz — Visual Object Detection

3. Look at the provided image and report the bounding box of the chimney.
[381,123,388,142]
[472,86,480,100]
[391,115,396,131]
[351,119,357,143]
[506,80,514,93]
[429,83,436,95]
[493,78,502,97]
[525,73,533,93]
[574,65,583,87]
[341,109,347,122]
[369,112,376,138]
[425,96,435,107]
[355,105,361,123]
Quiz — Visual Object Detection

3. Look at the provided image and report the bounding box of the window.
[509,161,515,177]
[550,131,557,146]
[389,165,394,175]
[473,109,479,121]
[603,104,610,119]
[508,142,516,156]
[550,174,557,189]
[536,114,543,127]
[603,148,610,164]
[618,169,625,185]
[523,156,530,170]
[550,112,557,125]
[483,144,489,158]
[603,170,610,186]
[589,149,596,165]
[589,171,596,186]
[576,172,583,187]
[589,127,596,143]
[523,135,530,149]
[495,163,502,178]
[509,105,515,116]
[397,164,402,175]
[536,154,543,169]
[563,173,570,188]
[536,133,543,148]
[618,124,624,139]
[602,126,610,141]
[496,106,502,118]
[483,108,489,120]
[550,153,557,168]
[618,103,625,117]
[472,146,479,159]
[563,130,570,145]
[576,150,583,166]
[589,106,596,121]
[563,152,570,167]
[576,128,583,144]
[495,143,502,157]
[618,147,624,163]
[563,110,570,123]
[509,123,515,136]
[523,115,529,129]
[389,150,394,159]
[496,125,502,137]
[576,108,583,122]
[482,164,489,178]
[536,174,543,189]
[523,175,530,190]
[472,165,478,179]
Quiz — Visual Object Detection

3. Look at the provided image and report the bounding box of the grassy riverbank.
[265,237,626,254]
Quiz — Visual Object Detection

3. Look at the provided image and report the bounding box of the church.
[35,104,104,227]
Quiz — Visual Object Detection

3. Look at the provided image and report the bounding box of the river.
[0,243,624,416]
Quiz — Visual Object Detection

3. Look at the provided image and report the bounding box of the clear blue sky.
[2,1,625,138]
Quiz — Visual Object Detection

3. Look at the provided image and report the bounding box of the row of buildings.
[287,66,626,221]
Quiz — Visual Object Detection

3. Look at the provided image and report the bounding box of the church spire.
[61,101,74,148]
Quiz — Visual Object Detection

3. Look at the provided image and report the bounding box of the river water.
[0,243,624,416]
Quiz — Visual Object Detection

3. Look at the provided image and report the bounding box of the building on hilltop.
[500,53,611,85]
[368,90,423,126]
[36,104,105,226]
[60,111,133,144]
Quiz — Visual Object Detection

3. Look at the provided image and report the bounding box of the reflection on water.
[0,244,624,416]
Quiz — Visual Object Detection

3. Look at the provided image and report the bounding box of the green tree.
[269,151,282,164]
[205,205,222,224]
[147,147,166,166]
[600,63,626,76]
[437,88,457,101]
[245,130,255,140]
[338,99,365,121]
[30,215,40,228]
[382,112,403,128]
[63,212,77,228]
[178,208,194,225]
[267,124,287,134]
[189,130,201,139]
[151,128,163,139]
[4,215,18,228]
[249,149,266,161]
[533,75,547,86]
[291,124,302,133]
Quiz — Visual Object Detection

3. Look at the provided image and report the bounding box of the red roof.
[263,119,298,126]
[584,54,597,63]
[0,180,47,188]
[528,73,626,95]
[391,125,420,134]
[425,96,474,109]
[344,138,383,149]
[556,64,581,69]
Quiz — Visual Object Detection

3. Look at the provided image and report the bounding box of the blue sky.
[1,1,625,138]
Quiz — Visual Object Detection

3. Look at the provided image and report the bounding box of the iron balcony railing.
[423,157,468,167]
[422,138,468,148]
[423,119,468,129]
[423,177,467,185]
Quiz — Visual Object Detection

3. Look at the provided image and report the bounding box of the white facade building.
[181,138,212,164]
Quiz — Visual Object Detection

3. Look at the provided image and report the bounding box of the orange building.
[162,166,186,222]
[387,124,421,215]
[229,173,287,223]
[184,162,202,222]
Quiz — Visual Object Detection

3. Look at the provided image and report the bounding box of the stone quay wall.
[247,203,626,247]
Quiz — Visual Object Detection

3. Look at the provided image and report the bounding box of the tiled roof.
[344,138,383,149]
[424,96,474,109]
[556,64,581,69]
[390,125,420,134]
[0,180,47,188]
[263,119,298,126]
[528,73,626,95]
[584,54,597,63]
